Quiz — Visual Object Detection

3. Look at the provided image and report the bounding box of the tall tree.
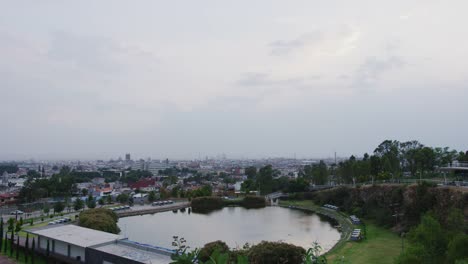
[74,198,84,211]
[257,165,274,195]
[31,238,35,264]
[3,232,7,254]
[15,235,19,260]
[54,201,64,214]
[311,160,329,185]
[25,233,29,263]
[245,167,257,179]
[0,217,3,250]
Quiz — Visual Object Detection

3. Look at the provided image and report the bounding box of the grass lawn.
[326,223,403,264]
[279,200,403,264]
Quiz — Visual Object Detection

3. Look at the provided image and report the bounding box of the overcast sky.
[1,1,468,160]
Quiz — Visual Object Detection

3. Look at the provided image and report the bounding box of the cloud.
[269,31,323,56]
[352,56,406,92]
[268,25,360,57]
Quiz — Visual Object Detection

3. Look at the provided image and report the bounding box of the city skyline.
[2,1,468,160]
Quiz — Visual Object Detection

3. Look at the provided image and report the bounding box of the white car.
[10,210,24,215]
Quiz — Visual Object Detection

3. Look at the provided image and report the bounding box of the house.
[129,178,157,192]
[0,192,18,206]
[93,187,113,197]
[91,177,106,185]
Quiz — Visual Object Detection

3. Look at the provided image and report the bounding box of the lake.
[118,206,340,252]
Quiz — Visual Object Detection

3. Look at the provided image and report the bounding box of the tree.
[311,160,329,185]
[3,232,7,254]
[148,191,157,202]
[9,223,14,256]
[79,208,120,234]
[15,235,19,260]
[241,179,257,194]
[257,165,274,195]
[447,234,468,263]
[397,214,447,264]
[31,238,35,264]
[245,167,257,179]
[87,194,96,209]
[0,218,3,250]
[106,195,112,204]
[15,220,21,234]
[116,193,129,204]
[25,233,29,263]
[98,198,105,206]
[54,201,64,214]
[74,198,84,211]
[43,203,50,215]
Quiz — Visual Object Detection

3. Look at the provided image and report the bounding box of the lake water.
[118,206,340,252]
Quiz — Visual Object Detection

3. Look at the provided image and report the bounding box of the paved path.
[0,255,15,264]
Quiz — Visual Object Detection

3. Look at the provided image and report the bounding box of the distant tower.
[125,153,131,162]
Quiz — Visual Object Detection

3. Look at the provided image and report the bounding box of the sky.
[1,0,468,160]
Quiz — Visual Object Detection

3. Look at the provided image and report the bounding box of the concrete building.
[29,224,172,264]
[31,225,119,263]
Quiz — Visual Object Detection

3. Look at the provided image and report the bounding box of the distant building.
[91,177,106,185]
[125,153,131,162]
[147,160,171,175]
[129,178,158,192]
[0,192,19,206]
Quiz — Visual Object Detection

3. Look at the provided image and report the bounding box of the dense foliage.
[191,197,224,212]
[20,167,78,202]
[396,213,468,264]
[0,164,18,174]
[305,183,466,229]
[248,241,306,264]
[171,239,317,264]
[198,241,230,262]
[79,208,120,234]
[240,196,266,208]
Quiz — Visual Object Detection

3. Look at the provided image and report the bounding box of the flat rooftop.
[29,225,120,248]
[92,241,172,264]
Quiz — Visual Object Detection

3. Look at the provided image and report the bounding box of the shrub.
[248,241,305,264]
[79,208,120,234]
[198,240,230,262]
[241,196,266,208]
[191,197,223,212]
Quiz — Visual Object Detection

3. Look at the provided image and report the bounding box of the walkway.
[0,255,16,264]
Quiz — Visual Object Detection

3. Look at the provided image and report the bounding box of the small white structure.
[30,225,120,262]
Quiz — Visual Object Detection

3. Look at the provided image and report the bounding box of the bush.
[191,197,224,212]
[241,196,266,208]
[198,240,230,262]
[79,208,120,234]
[248,241,305,264]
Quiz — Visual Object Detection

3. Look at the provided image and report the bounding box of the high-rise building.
[125,153,131,161]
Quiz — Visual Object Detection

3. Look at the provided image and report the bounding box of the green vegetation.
[86,194,96,209]
[280,199,403,264]
[328,223,402,264]
[0,238,47,264]
[78,208,120,234]
[170,237,321,264]
[247,241,305,264]
[191,197,224,212]
[282,182,467,264]
[396,213,468,264]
